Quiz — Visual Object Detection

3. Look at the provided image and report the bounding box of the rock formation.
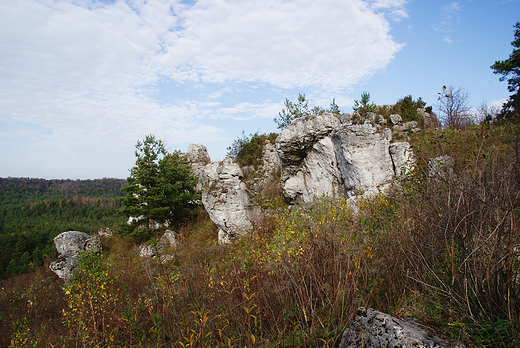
[49,231,101,281]
[276,113,415,204]
[340,308,460,348]
[138,230,178,261]
[202,158,257,242]
[186,112,417,239]
[185,143,212,191]
[419,108,441,128]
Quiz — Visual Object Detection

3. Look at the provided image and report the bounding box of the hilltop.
[1,115,519,347]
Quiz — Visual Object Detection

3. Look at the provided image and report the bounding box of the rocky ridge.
[184,111,418,241]
[276,112,415,204]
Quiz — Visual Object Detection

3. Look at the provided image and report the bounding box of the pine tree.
[119,135,200,240]
[491,21,520,120]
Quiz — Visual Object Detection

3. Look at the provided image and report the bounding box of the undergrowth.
[1,122,519,347]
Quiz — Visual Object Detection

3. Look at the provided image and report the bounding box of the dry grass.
[1,122,519,347]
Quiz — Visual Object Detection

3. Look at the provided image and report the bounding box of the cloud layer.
[0,0,406,178]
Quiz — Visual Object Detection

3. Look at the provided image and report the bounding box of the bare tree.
[474,102,500,124]
[437,86,471,129]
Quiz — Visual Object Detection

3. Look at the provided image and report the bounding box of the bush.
[391,95,427,127]
[227,132,277,168]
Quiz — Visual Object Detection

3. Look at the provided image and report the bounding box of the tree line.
[0,178,126,279]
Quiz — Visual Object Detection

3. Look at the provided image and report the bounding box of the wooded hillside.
[0,178,126,279]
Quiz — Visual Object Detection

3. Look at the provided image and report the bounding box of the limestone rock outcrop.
[188,113,416,239]
[187,138,280,243]
[390,142,415,176]
[276,113,414,204]
[186,144,212,190]
[49,231,101,281]
[202,157,256,242]
[340,308,458,348]
[419,108,441,128]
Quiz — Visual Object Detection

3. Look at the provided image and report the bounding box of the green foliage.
[329,98,341,115]
[226,132,278,168]
[62,251,124,346]
[391,95,427,127]
[0,178,125,279]
[353,91,376,116]
[274,93,310,129]
[274,94,341,129]
[492,21,520,121]
[119,134,200,241]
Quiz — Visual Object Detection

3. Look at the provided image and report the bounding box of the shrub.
[227,132,278,168]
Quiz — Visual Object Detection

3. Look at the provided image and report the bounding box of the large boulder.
[49,231,101,281]
[418,108,441,129]
[340,308,456,348]
[277,113,410,203]
[276,112,342,181]
[283,136,344,203]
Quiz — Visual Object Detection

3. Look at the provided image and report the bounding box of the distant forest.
[0,177,127,279]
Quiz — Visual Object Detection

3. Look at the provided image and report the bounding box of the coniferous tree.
[491,21,520,121]
[119,135,200,240]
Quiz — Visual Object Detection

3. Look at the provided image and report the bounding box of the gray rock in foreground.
[340,308,460,348]
[49,231,101,281]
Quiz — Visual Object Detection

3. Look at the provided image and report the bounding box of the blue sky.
[0,0,519,179]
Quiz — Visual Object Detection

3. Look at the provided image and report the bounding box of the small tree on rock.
[353,92,376,116]
[274,94,341,129]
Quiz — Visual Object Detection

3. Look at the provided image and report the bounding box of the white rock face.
[186,143,211,164]
[390,114,402,125]
[138,230,178,261]
[202,158,254,240]
[332,123,394,197]
[277,114,409,203]
[186,114,415,238]
[389,142,415,176]
[283,136,344,203]
[340,308,452,348]
[49,231,101,281]
[393,121,421,133]
[53,231,101,259]
[276,112,342,181]
[186,144,211,190]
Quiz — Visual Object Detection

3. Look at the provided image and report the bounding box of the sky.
[0,0,519,179]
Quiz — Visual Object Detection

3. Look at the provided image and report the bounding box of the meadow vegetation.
[1,120,520,347]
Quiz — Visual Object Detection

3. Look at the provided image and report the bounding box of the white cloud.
[433,2,462,34]
[214,101,283,121]
[443,2,462,14]
[156,0,405,89]
[0,0,406,178]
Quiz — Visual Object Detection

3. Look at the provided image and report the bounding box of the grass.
[1,122,520,347]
